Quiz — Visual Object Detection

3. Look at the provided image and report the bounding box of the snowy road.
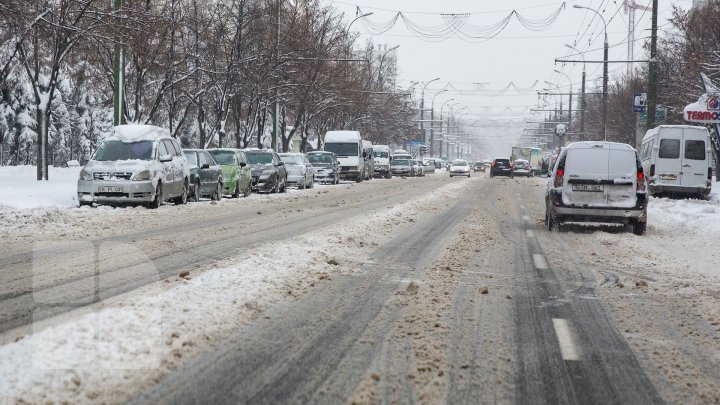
[1,172,719,403]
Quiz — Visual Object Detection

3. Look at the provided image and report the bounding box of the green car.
[183,149,224,201]
[207,148,252,198]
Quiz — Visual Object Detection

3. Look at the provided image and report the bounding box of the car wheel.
[191,181,200,202]
[149,182,163,209]
[174,180,188,205]
[632,220,647,235]
[243,181,251,197]
[272,178,279,193]
[547,210,560,231]
[212,182,222,201]
[281,176,287,193]
[309,176,314,189]
[232,180,240,198]
[300,176,306,189]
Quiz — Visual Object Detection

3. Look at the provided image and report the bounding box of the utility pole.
[113,0,125,126]
[272,0,280,151]
[646,0,659,131]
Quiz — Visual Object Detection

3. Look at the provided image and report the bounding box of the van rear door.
[655,127,683,188]
[680,128,708,188]
[562,144,637,208]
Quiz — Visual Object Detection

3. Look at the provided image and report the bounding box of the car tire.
[211,182,222,201]
[149,182,163,209]
[300,176,306,189]
[191,181,200,202]
[272,178,279,193]
[174,180,188,205]
[632,220,647,235]
[232,180,240,198]
[309,176,314,189]
[281,176,287,193]
[243,181,251,197]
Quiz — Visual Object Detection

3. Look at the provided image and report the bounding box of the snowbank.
[0,165,81,210]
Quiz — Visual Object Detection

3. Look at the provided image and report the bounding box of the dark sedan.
[490,158,513,178]
[245,149,287,193]
[182,149,224,201]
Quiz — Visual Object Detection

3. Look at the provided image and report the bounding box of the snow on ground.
[0,176,473,404]
[0,165,82,210]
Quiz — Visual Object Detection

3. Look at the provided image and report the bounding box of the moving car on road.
[372,145,392,179]
[279,153,315,189]
[78,124,190,208]
[390,159,412,176]
[511,159,531,177]
[490,158,513,178]
[472,162,484,172]
[409,159,424,177]
[183,149,224,201]
[422,158,437,174]
[246,149,287,193]
[449,159,471,177]
[207,148,251,198]
[307,151,340,184]
[545,141,648,235]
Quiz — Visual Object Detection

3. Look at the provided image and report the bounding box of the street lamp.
[565,43,586,136]
[348,12,373,32]
[554,69,572,145]
[438,98,455,158]
[573,4,608,140]
[429,89,448,157]
[376,45,399,89]
[420,77,441,148]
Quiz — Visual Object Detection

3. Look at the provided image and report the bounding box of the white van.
[373,144,392,178]
[639,125,712,199]
[362,140,374,180]
[323,131,365,182]
[391,149,412,161]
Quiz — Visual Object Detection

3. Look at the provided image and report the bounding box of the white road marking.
[552,318,582,361]
[520,205,527,210]
[526,230,535,238]
[532,254,548,270]
[522,215,530,222]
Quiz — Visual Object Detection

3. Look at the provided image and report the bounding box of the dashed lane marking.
[526,230,535,238]
[520,205,527,210]
[523,215,530,222]
[532,254,548,270]
[552,318,582,361]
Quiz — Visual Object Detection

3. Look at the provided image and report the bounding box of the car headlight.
[131,170,152,181]
[79,169,92,181]
[260,169,275,178]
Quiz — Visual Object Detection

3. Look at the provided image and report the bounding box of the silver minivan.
[77,125,190,208]
[545,141,648,235]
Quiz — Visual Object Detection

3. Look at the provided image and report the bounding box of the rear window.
[495,159,509,164]
[685,140,706,160]
[659,139,680,159]
[565,148,636,179]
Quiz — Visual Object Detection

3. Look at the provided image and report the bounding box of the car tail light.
[637,169,646,192]
[649,164,655,177]
[554,168,564,188]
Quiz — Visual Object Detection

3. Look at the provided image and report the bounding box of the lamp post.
[554,69,572,146]
[348,12,373,32]
[420,77,440,152]
[573,4,608,140]
[438,98,455,159]
[565,43,586,137]
[429,89,448,157]
[445,102,461,159]
[376,45,399,89]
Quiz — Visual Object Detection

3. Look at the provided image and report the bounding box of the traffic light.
[420,144,428,154]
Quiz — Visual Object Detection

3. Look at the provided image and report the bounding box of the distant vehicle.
[78,125,190,208]
[409,159,424,177]
[324,131,365,182]
[362,140,374,180]
[307,151,340,184]
[511,146,542,176]
[390,158,412,176]
[449,159,471,177]
[183,149,224,201]
[545,141,648,235]
[372,145,392,178]
[279,153,315,189]
[640,125,712,199]
[391,149,412,161]
[245,148,287,193]
[207,148,252,198]
[490,158,513,178]
[511,159,531,177]
[472,162,483,172]
[421,158,436,174]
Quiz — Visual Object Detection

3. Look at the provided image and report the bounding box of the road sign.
[555,124,567,137]
[639,106,666,123]
[633,93,647,113]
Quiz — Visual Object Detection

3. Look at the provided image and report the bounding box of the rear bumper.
[548,189,647,223]
[649,183,710,196]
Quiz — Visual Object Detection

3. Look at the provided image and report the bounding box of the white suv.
[545,141,648,235]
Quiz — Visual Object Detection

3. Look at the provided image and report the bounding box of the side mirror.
[239,162,247,168]
[277,161,285,166]
[201,163,210,169]
[160,154,173,162]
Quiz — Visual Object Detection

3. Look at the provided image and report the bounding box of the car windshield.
[93,140,154,161]
[308,154,333,164]
[424,161,434,166]
[452,160,467,166]
[208,151,235,165]
[246,152,274,164]
[373,151,389,158]
[183,151,198,167]
[393,159,410,166]
[324,143,358,156]
[280,155,303,164]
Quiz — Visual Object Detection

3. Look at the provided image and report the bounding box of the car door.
[164,139,183,195]
[680,128,708,188]
[655,128,683,188]
[304,156,313,180]
[157,140,176,193]
[198,151,212,193]
[236,150,251,190]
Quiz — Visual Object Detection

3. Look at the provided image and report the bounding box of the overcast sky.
[322,0,694,157]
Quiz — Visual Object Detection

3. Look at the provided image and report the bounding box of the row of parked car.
[77,125,439,208]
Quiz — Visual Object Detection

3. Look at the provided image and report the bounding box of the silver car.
[279,153,315,189]
[545,141,648,235]
[77,125,190,208]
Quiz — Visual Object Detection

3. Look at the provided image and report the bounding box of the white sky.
[324,0,695,157]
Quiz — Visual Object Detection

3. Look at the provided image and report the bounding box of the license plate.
[98,186,123,193]
[572,184,603,192]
